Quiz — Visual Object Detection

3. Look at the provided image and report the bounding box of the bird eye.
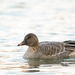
[27,36,31,39]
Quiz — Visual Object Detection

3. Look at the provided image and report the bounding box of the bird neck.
[32,46,38,51]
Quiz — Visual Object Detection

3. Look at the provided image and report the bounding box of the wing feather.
[39,42,65,56]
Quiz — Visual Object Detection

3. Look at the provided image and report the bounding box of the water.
[0,0,75,75]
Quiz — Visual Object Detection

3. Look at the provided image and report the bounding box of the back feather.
[39,42,65,56]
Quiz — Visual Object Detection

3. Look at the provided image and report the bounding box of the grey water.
[0,0,75,75]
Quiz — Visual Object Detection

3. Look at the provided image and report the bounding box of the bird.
[18,33,75,59]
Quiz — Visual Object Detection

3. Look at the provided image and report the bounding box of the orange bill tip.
[18,42,23,46]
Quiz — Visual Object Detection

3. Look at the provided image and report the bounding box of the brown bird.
[18,33,75,59]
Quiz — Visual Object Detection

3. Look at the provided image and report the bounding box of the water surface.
[0,0,75,75]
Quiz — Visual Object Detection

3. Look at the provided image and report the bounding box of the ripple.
[0,0,75,75]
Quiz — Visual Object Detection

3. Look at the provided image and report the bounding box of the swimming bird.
[18,33,75,59]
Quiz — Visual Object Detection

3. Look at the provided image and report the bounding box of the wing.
[39,42,65,56]
[64,40,75,51]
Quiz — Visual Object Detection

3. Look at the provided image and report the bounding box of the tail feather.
[64,40,75,52]
[64,40,75,44]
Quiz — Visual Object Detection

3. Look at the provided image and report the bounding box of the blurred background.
[0,0,75,75]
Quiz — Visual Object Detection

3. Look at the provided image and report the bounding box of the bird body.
[18,33,75,59]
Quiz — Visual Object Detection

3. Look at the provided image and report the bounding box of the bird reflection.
[26,58,66,68]
[21,57,75,73]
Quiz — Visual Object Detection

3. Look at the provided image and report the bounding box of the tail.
[64,40,75,52]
